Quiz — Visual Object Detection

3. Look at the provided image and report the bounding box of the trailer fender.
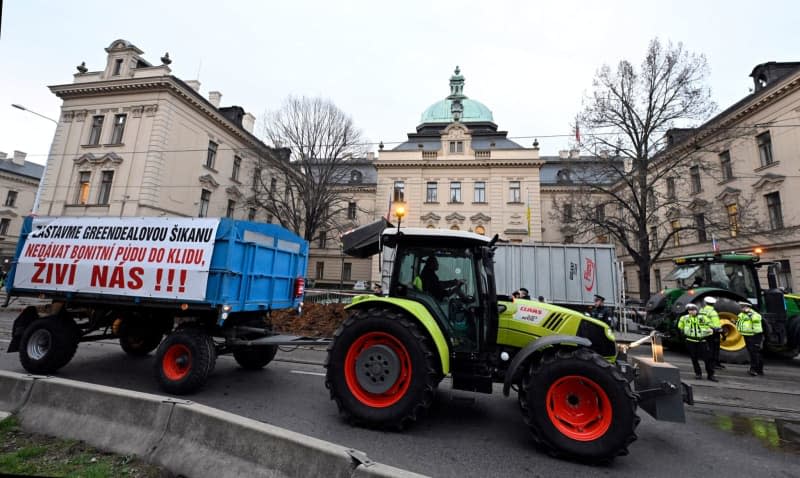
[7,306,40,353]
[347,296,450,375]
[502,334,591,396]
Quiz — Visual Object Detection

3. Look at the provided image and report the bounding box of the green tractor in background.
[644,253,800,363]
[325,220,690,463]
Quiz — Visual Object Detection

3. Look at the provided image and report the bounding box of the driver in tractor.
[416,256,464,301]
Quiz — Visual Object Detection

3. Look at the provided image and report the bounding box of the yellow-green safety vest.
[737,310,763,336]
[677,313,713,341]
[700,304,721,328]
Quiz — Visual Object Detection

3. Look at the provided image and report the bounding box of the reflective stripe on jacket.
[737,310,763,336]
[677,313,712,341]
[700,305,721,328]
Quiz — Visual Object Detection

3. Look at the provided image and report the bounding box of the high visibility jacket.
[700,304,721,328]
[677,313,712,341]
[737,310,763,336]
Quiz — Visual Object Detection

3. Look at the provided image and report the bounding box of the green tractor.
[325,221,690,463]
[643,252,800,363]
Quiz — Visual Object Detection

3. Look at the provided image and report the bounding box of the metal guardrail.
[303,289,365,305]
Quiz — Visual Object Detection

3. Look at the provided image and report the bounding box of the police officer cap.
[685,303,698,310]
[594,295,605,301]
[739,301,752,308]
[703,296,717,304]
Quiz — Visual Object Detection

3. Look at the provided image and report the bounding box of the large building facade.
[40,39,280,221]
[0,151,43,267]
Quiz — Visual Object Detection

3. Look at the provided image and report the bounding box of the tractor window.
[708,264,731,289]
[723,263,756,300]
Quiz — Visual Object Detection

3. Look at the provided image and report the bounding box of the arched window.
[427,224,435,229]
[474,225,485,235]
[450,225,459,231]
[350,170,362,183]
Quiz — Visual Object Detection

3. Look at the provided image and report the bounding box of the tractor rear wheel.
[520,347,639,463]
[325,308,438,429]
[154,328,215,395]
[712,300,749,364]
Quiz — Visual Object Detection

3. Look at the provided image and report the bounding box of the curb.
[0,370,428,478]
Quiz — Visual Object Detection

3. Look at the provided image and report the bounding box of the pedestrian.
[537,295,545,302]
[589,294,612,327]
[677,303,717,381]
[518,288,530,300]
[737,301,764,376]
[700,296,724,370]
[372,283,383,296]
[512,290,521,299]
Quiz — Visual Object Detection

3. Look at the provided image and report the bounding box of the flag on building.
[712,234,720,252]
[385,191,392,221]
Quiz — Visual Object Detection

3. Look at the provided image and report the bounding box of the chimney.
[0,152,6,160]
[569,149,580,159]
[12,151,26,166]
[242,112,255,134]
[558,150,569,159]
[367,152,375,161]
[185,80,201,92]
[209,91,222,108]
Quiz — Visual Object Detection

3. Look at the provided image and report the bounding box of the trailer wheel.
[520,347,639,463]
[19,317,81,375]
[325,308,438,429]
[119,326,163,357]
[155,328,215,395]
[233,346,278,370]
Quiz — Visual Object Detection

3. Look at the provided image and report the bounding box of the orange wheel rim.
[344,332,412,408]
[545,375,613,441]
[163,344,192,381]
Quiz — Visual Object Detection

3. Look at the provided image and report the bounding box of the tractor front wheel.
[325,308,438,429]
[520,347,639,463]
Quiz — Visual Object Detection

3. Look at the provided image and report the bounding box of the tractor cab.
[665,255,761,305]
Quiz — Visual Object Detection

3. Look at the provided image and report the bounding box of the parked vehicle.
[331,219,691,463]
[643,252,800,362]
[6,216,325,394]
[352,280,368,291]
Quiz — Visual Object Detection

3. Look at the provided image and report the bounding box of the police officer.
[700,296,724,370]
[677,303,717,381]
[737,301,764,376]
[589,294,612,327]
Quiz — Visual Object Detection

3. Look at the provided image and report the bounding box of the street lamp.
[393,200,407,230]
[11,104,58,216]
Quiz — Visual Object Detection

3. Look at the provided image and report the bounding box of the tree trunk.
[637,265,651,302]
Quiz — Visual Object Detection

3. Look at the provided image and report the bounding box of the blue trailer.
[6,216,327,394]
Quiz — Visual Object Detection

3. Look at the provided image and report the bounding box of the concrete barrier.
[0,371,428,478]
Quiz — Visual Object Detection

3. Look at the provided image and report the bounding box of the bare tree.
[251,96,366,243]
[553,39,763,300]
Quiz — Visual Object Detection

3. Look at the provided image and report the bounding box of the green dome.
[420,98,494,124]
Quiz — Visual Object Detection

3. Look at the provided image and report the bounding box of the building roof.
[418,67,495,125]
[0,159,44,180]
[539,156,623,185]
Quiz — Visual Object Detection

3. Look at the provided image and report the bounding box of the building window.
[449,141,464,153]
[597,235,609,244]
[766,192,783,230]
[757,131,773,167]
[474,181,486,203]
[426,182,438,203]
[232,156,241,181]
[206,141,218,169]
[666,177,676,199]
[719,151,733,180]
[596,204,605,222]
[650,226,659,246]
[88,116,104,145]
[252,167,261,190]
[4,191,17,208]
[270,177,277,194]
[393,180,405,201]
[509,181,521,203]
[671,220,681,247]
[778,259,793,292]
[266,214,273,224]
[450,181,462,203]
[690,166,701,194]
[450,225,459,231]
[695,214,707,242]
[564,203,573,222]
[342,262,352,281]
[564,235,574,244]
[97,171,113,205]
[474,225,485,235]
[654,269,662,291]
[0,219,9,236]
[248,208,256,221]
[113,58,123,76]
[315,262,325,280]
[198,189,211,217]
[727,203,739,237]
[350,170,362,183]
[347,201,357,220]
[226,200,236,218]
[319,230,327,248]
[76,171,91,205]
[110,114,126,144]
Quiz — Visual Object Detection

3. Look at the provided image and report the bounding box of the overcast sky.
[0,0,797,165]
